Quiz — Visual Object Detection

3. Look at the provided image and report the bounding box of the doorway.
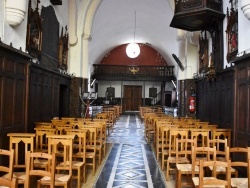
[124,85,142,111]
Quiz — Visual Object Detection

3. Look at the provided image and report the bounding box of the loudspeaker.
[172,54,184,71]
[95,83,98,92]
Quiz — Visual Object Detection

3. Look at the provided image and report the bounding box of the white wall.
[238,1,250,54]
[2,0,68,58]
[96,80,164,98]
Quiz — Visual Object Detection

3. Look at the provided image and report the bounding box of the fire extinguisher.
[189,88,196,113]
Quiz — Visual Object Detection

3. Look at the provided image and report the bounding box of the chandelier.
[126,10,140,58]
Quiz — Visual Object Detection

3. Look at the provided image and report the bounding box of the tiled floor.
[92,113,170,188]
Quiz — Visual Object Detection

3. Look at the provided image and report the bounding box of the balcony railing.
[93,64,175,81]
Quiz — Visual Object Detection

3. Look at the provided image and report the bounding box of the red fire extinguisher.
[189,96,195,113]
[189,88,196,113]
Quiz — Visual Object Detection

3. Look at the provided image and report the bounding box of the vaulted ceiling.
[89,0,179,68]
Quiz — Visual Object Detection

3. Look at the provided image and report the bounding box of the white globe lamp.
[126,43,140,58]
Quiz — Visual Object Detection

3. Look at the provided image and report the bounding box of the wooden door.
[124,85,142,111]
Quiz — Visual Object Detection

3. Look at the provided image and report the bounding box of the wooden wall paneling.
[234,59,250,147]
[28,65,71,132]
[220,72,234,129]
[0,43,31,149]
[196,69,234,131]
[43,73,53,120]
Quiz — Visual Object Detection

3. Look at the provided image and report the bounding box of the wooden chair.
[175,138,197,188]
[24,151,56,188]
[166,129,189,180]
[65,129,87,187]
[41,135,74,188]
[85,123,104,165]
[209,146,244,179]
[155,121,173,161]
[190,128,210,148]
[208,138,229,161]
[34,127,57,152]
[213,128,232,147]
[161,126,171,170]
[231,158,250,188]
[191,145,217,175]
[80,127,97,175]
[193,159,231,188]
[0,177,18,188]
[230,147,250,187]
[35,122,53,128]
[0,149,14,181]
[7,133,36,185]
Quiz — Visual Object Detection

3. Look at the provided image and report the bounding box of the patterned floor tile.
[94,114,166,188]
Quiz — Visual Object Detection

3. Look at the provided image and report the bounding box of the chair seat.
[72,161,85,167]
[209,166,237,173]
[168,156,189,163]
[231,178,248,188]
[12,172,26,184]
[176,164,199,173]
[192,177,227,187]
[40,173,71,184]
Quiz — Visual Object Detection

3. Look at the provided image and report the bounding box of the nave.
[87,114,169,188]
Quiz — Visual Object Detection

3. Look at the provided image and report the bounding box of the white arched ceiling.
[88,0,179,67]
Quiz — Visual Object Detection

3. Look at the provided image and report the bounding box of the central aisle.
[94,114,167,188]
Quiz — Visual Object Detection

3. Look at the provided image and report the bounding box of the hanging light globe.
[126,43,140,58]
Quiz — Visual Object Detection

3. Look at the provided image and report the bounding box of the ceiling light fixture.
[126,10,140,58]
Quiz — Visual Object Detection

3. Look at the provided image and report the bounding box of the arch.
[100,43,169,66]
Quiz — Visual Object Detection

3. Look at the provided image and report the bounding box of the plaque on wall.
[106,86,115,98]
[149,87,157,98]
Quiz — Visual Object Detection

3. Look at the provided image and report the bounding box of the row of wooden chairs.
[0,122,105,188]
[176,141,250,188]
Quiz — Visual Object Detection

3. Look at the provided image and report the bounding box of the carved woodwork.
[170,0,225,31]
[226,0,238,62]
[198,32,209,73]
[93,64,176,81]
[58,26,68,71]
[26,0,42,58]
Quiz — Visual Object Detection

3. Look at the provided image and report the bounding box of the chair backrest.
[0,149,14,180]
[191,145,217,177]
[198,159,231,188]
[47,135,74,175]
[230,147,250,166]
[34,128,57,152]
[8,133,36,169]
[65,129,87,162]
[168,129,189,157]
[208,138,229,160]
[190,129,210,147]
[24,151,56,188]
[175,137,197,164]
[0,177,18,188]
[213,128,232,147]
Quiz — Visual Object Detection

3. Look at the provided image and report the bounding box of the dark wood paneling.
[28,65,71,132]
[234,56,250,147]
[0,43,31,149]
[196,69,234,129]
